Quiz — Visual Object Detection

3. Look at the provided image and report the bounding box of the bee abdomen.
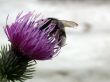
[57,29,66,47]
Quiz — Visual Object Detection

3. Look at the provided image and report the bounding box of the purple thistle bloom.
[5,12,61,60]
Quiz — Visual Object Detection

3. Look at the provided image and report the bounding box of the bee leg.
[39,20,52,30]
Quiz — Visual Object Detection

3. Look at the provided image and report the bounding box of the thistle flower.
[5,12,60,60]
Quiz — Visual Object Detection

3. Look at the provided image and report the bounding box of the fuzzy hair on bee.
[38,18,78,47]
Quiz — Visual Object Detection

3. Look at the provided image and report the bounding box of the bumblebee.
[38,18,78,47]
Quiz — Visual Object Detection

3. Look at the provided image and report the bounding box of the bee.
[38,18,78,47]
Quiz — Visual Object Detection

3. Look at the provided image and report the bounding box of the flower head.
[5,12,61,60]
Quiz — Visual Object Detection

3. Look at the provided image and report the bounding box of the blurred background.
[0,0,110,82]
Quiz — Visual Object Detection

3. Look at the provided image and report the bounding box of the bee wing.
[60,20,78,28]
